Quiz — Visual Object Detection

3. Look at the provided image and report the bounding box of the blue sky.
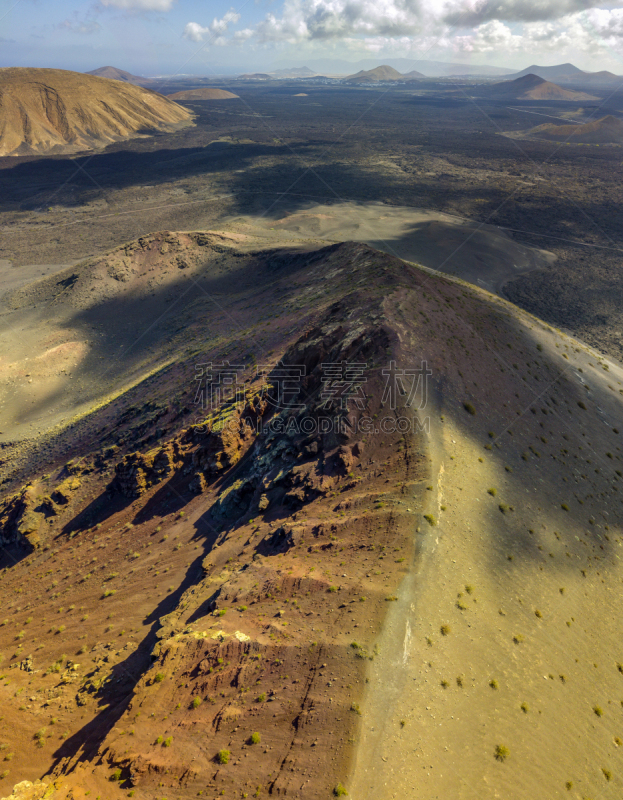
[2,1,623,75]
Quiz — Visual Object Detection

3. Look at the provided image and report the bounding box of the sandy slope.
[0,68,193,156]
[227,201,555,293]
[528,115,623,144]
[350,286,623,799]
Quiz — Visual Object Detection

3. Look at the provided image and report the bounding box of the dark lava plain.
[1,79,622,358]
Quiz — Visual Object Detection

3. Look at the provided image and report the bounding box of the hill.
[506,63,621,84]
[344,65,404,83]
[167,88,239,101]
[271,66,316,78]
[237,73,272,80]
[272,57,514,76]
[403,69,426,80]
[86,66,150,85]
[0,228,621,800]
[487,73,598,101]
[529,114,623,143]
[0,68,193,157]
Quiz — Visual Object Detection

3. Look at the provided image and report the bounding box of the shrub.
[423,514,437,526]
[520,702,529,713]
[593,705,603,717]
[440,625,451,636]
[154,673,165,683]
[191,697,202,709]
[487,488,497,496]
[602,768,612,781]
[163,737,172,747]
[34,728,46,747]
[256,693,266,703]
[217,749,230,765]
[463,402,476,416]
[334,784,348,797]
[498,503,509,514]
[250,732,261,745]
[489,679,499,690]
[103,590,116,598]
[110,768,122,782]
[494,744,509,762]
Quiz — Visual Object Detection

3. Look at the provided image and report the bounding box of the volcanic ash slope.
[0,68,193,156]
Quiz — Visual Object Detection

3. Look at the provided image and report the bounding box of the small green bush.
[250,732,261,745]
[154,673,165,683]
[494,744,509,762]
[334,784,348,797]
[110,768,122,782]
[463,402,476,416]
[163,737,172,747]
[217,749,230,765]
[423,514,437,526]
[256,693,266,703]
[191,697,202,709]
[487,487,497,496]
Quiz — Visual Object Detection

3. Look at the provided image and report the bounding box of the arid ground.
[0,77,622,800]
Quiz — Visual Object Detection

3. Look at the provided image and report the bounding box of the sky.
[2,1,623,75]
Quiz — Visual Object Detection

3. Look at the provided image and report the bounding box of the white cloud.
[183,10,241,44]
[100,0,176,11]
[178,0,623,69]
[224,0,623,47]
[443,0,623,26]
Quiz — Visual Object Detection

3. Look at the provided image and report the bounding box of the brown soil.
[0,69,193,157]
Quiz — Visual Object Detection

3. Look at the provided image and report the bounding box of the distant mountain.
[487,74,598,101]
[237,73,272,80]
[402,70,426,81]
[508,63,583,81]
[344,65,404,83]
[271,66,316,78]
[506,63,622,85]
[529,115,623,143]
[86,66,150,85]
[270,57,514,77]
